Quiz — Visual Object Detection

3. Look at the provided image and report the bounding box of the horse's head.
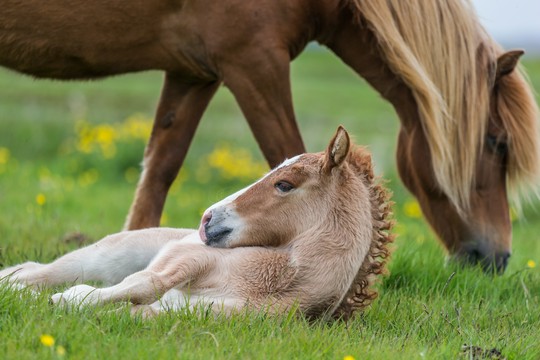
[397,50,540,273]
[198,126,372,249]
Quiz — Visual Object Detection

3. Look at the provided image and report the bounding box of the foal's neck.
[289,191,373,304]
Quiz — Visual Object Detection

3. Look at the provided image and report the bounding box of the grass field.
[1,49,539,359]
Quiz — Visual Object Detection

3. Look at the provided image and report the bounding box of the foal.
[0,128,393,320]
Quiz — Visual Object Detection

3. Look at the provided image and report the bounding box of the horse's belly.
[0,1,173,79]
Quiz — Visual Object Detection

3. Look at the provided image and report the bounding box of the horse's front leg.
[124,75,221,230]
[222,49,306,168]
[50,243,213,308]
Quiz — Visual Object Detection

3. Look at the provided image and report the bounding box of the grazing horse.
[1,0,538,272]
[0,127,394,320]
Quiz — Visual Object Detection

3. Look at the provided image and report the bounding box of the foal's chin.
[205,230,233,248]
[199,226,233,248]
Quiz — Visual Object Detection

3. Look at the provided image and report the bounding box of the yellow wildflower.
[344,356,355,360]
[93,125,117,158]
[121,114,152,140]
[161,213,169,226]
[207,144,267,181]
[40,334,55,347]
[56,345,66,356]
[94,124,116,145]
[0,147,10,165]
[78,169,99,187]
[124,167,140,183]
[100,142,117,159]
[527,260,536,269]
[510,207,519,222]
[403,200,422,219]
[196,164,211,184]
[36,193,46,206]
[38,167,52,181]
[75,121,94,154]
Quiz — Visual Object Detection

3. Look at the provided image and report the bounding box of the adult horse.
[1,0,538,272]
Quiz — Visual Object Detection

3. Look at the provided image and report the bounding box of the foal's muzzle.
[198,210,233,247]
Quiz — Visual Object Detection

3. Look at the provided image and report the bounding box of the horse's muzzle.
[457,248,511,274]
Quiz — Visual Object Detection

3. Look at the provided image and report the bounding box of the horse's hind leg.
[222,49,306,168]
[0,229,185,288]
[124,76,220,230]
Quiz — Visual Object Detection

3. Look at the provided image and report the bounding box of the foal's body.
[0,128,393,319]
[3,229,299,315]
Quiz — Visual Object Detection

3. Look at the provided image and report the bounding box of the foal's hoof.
[50,284,97,308]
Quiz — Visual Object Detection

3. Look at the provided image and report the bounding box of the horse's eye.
[275,181,294,193]
[486,135,508,156]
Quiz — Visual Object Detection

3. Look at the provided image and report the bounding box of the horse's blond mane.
[347,0,540,212]
[497,67,540,203]
[332,146,394,320]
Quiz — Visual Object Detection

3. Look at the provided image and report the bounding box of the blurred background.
[474,0,540,53]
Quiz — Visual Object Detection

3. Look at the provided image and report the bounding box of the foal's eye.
[275,181,294,193]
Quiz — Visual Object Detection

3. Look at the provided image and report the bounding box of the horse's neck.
[321,9,419,131]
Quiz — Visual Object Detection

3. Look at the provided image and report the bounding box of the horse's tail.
[347,0,493,213]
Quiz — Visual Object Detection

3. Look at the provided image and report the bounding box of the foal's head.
[397,50,540,273]
[198,126,372,249]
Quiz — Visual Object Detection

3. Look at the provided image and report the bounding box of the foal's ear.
[496,50,524,81]
[323,126,350,172]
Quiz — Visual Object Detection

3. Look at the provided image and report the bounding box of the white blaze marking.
[273,155,302,172]
[206,155,303,211]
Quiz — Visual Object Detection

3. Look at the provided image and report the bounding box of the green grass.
[1,48,540,359]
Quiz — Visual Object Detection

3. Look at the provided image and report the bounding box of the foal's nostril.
[202,211,212,228]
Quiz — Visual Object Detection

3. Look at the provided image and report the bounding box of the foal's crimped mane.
[347,0,540,212]
[332,146,394,320]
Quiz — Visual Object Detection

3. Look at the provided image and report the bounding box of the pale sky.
[473,0,540,48]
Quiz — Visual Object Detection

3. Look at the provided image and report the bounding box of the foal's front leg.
[50,243,214,308]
